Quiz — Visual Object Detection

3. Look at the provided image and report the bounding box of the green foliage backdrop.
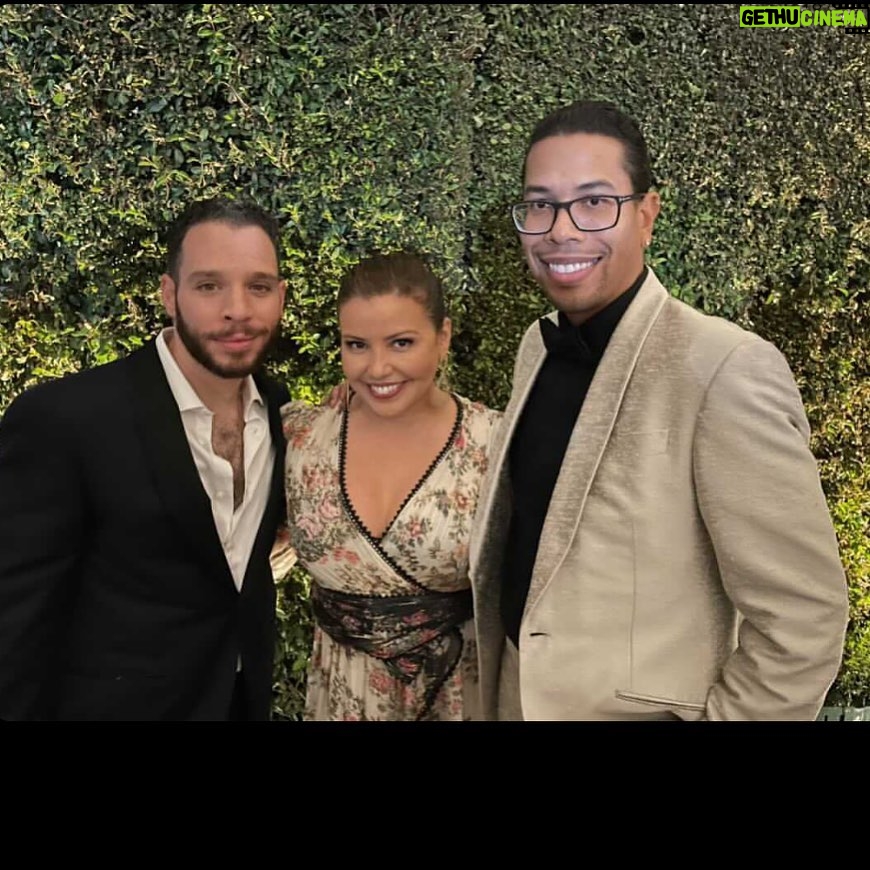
[1,4,867,717]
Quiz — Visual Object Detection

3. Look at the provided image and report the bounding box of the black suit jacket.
[0,340,289,721]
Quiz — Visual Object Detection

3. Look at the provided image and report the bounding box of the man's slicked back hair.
[526,100,654,194]
[165,197,282,281]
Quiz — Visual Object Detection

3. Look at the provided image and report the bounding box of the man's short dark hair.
[164,197,282,281]
[527,100,653,194]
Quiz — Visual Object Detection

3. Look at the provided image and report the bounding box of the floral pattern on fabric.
[282,394,501,721]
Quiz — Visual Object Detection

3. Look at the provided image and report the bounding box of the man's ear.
[160,274,177,321]
[639,190,661,234]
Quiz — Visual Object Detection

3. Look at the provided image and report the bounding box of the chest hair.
[212,415,245,510]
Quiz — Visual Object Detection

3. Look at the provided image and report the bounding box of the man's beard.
[174,305,280,379]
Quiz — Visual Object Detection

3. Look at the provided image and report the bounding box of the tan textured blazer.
[469,270,849,720]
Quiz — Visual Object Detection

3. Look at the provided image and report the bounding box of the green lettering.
[739,5,818,28]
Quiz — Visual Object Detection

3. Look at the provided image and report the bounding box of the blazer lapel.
[470,326,547,576]
[125,342,236,589]
[525,272,669,610]
[242,376,288,585]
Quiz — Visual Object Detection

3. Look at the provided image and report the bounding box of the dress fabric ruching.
[281,394,501,721]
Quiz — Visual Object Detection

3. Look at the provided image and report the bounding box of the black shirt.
[500,268,647,645]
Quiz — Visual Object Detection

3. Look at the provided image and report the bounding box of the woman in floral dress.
[282,252,501,720]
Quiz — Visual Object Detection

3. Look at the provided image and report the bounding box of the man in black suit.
[0,197,290,721]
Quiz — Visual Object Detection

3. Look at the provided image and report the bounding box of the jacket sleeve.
[0,387,85,720]
[694,337,849,720]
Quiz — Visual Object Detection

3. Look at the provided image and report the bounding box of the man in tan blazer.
[469,100,849,721]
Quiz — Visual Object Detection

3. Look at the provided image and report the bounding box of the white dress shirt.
[156,328,274,591]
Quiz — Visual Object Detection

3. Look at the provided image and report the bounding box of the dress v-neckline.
[338,393,463,552]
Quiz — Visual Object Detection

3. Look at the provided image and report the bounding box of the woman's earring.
[436,355,451,392]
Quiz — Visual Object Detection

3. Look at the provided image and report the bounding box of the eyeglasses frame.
[510,193,647,235]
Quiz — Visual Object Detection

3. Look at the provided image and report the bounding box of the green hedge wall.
[1,4,867,717]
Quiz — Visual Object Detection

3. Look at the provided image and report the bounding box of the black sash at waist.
[311,583,473,720]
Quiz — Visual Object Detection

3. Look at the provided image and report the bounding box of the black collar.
[538,267,647,362]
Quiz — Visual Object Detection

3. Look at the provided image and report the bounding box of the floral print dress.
[281,394,501,721]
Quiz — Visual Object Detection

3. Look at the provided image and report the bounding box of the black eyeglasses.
[510,193,646,234]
